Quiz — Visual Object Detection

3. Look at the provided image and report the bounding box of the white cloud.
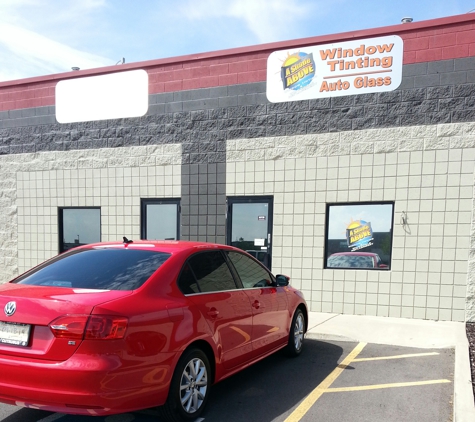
[0,0,473,82]
[0,0,112,81]
[227,0,311,43]
[0,23,111,81]
[179,0,320,43]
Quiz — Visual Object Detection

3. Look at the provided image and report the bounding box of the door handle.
[252,300,260,309]
[207,308,219,318]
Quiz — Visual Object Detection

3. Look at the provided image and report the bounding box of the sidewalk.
[306,312,475,422]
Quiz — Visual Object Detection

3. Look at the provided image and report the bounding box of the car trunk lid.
[0,284,131,361]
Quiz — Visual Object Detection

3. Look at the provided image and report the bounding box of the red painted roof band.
[0,12,474,112]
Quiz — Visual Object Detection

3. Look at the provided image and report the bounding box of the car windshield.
[13,248,171,290]
[327,254,374,268]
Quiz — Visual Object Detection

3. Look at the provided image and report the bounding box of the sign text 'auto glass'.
[266,35,403,102]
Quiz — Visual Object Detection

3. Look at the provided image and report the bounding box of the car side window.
[177,262,200,294]
[226,251,273,289]
[182,251,237,293]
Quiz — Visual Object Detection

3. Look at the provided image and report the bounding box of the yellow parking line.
[326,379,451,392]
[353,352,439,362]
[284,342,366,422]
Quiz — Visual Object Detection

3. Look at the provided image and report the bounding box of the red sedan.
[0,240,307,421]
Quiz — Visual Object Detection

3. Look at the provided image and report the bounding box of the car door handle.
[207,308,219,318]
[252,300,260,309]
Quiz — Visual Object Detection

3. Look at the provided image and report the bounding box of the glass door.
[227,196,273,269]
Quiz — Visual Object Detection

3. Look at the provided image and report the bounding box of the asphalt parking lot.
[0,338,455,422]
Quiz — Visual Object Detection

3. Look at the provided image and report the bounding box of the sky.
[0,0,474,83]
[328,204,393,239]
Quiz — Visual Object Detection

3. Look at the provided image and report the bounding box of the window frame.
[58,207,101,253]
[140,198,181,241]
[225,250,276,289]
[176,249,278,296]
[177,250,239,295]
[324,201,394,270]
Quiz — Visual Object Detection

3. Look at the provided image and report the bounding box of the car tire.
[285,309,305,357]
[158,348,211,422]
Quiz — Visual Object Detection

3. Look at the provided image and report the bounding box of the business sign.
[266,35,403,102]
[346,220,373,251]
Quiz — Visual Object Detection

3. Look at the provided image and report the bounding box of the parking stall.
[0,338,454,422]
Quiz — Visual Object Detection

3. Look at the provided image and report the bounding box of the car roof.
[331,252,377,257]
[74,240,238,254]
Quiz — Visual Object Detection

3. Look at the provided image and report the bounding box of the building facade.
[1,14,475,321]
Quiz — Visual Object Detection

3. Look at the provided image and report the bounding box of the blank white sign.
[55,69,149,123]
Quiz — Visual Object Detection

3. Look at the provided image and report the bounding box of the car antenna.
[123,236,133,244]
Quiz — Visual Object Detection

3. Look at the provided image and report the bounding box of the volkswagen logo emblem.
[4,301,16,317]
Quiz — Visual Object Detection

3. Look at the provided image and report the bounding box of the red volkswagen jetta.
[0,240,307,421]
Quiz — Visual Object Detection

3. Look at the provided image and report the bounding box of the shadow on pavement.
[0,339,346,422]
[0,408,53,422]
[202,338,346,422]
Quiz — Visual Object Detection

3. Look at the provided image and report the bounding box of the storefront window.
[141,199,180,240]
[58,207,101,253]
[325,202,394,270]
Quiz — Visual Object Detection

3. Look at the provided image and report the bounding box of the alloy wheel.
[294,312,304,352]
[180,357,208,414]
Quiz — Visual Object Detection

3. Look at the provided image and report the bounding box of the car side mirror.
[275,274,290,287]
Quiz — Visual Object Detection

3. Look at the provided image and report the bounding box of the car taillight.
[50,315,88,339]
[50,315,128,340]
[85,315,128,339]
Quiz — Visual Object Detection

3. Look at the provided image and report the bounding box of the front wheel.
[285,309,305,357]
[158,348,211,422]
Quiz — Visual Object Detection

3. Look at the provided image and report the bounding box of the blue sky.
[0,0,474,83]
[328,204,394,239]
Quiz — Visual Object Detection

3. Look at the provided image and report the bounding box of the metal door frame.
[226,196,274,269]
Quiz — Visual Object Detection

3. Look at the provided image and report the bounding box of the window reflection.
[59,208,101,252]
[16,249,170,290]
[141,199,180,240]
[325,202,394,270]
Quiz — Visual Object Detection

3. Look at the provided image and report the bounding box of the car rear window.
[13,249,171,290]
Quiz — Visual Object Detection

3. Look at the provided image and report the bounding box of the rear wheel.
[286,309,305,357]
[158,348,211,422]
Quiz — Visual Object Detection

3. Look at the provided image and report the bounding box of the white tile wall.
[227,122,475,322]
[2,121,475,322]
[0,144,181,281]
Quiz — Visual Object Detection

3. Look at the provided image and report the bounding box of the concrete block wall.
[0,14,474,321]
[0,69,474,320]
[0,145,181,281]
[226,123,475,321]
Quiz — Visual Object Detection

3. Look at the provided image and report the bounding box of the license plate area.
[0,321,31,347]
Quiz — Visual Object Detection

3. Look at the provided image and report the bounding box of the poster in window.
[325,202,394,270]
